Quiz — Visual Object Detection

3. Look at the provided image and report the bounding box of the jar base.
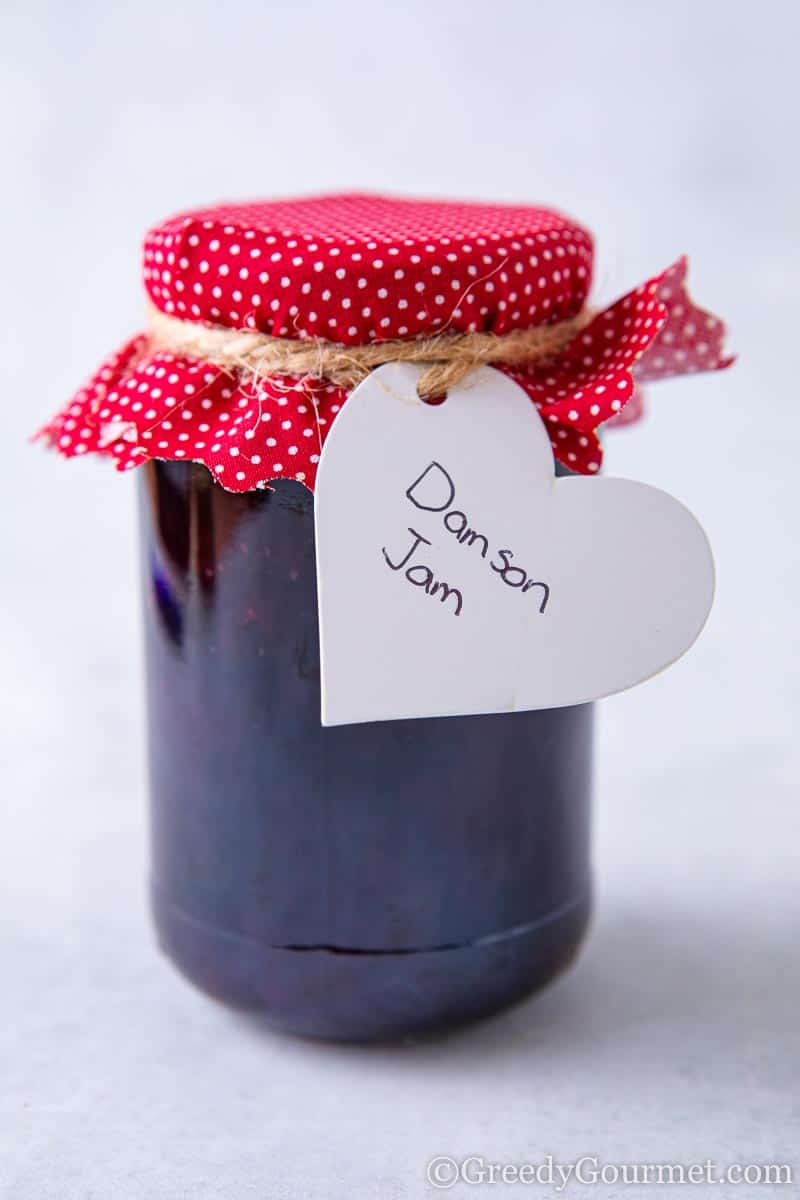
[151,888,592,1042]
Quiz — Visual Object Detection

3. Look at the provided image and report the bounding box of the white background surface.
[1,2,798,1196]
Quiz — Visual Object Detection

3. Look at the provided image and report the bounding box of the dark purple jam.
[139,460,593,1041]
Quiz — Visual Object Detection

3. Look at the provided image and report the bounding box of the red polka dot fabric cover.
[37,194,732,491]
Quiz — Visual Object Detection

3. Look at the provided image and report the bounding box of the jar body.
[140,462,593,1041]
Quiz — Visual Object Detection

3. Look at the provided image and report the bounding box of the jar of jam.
[141,460,592,1039]
[37,194,730,1040]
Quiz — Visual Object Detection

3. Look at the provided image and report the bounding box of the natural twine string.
[146,303,591,399]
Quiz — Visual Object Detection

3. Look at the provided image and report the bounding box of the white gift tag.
[314,363,714,726]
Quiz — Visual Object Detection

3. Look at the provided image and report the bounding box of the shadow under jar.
[140,460,593,1042]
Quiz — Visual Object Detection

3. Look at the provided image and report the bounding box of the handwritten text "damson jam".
[381,462,551,618]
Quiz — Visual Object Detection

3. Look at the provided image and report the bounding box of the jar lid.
[37,193,732,492]
[143,193,594,343]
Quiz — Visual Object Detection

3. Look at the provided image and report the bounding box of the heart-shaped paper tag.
[314,364,714,726]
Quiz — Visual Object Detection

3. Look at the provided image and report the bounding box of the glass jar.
[140,459,592,1041]
[37,193,729,1042]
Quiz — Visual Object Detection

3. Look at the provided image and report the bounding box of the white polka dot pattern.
[142,194,593,342]
[37,197,732,490]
